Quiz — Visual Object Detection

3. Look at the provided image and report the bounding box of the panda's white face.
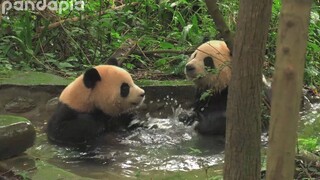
[59,65,145,116]
[185,40,232,91]
[117,81,145,112]
[92,65,145,116]
[185,51,212,80]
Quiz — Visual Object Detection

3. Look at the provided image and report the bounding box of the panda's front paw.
[178,111,198,126]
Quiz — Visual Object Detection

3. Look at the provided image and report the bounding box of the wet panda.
[184,40,271,135]
[47,64,145,146]
[184,40,231,135]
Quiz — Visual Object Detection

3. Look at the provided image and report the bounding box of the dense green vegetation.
[1,0,318,82]
[0,0,319,178]
[1,0,224,77]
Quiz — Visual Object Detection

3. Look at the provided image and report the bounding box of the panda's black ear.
[83,68,101,89]
[204,57,215,69]
[106,57,119,66]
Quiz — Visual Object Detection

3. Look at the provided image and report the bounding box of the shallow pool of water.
[3,85,319,179]
[28,107,225,179]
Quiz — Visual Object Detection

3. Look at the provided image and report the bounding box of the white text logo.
[1,0,85,14]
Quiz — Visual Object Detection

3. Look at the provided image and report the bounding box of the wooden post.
[223,0,272,179]
[266,0,312,179]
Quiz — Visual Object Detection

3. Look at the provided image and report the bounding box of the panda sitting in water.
[47,60,145,146]
[183,40,231,136]
[183,40,271,136]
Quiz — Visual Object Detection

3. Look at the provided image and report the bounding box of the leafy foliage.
[0,0,219,77]
[0,0,319,179]
[298,138,319,152]
[299,114,320,152]
[304,6,320,87]
[0,0,319,85]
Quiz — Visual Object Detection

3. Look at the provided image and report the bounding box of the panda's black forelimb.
[47,102,135,146]
[193,87,228,136]
[195,110,226,135]
[47,102,111,146]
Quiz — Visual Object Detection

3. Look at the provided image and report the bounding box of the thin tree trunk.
[223,0,272,179]
[204,0,234,52]
[266,0,312,179]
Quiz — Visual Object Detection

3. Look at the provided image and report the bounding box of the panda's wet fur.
[183,40,271,135]
[47,63,145,146]
[193,87,228,135]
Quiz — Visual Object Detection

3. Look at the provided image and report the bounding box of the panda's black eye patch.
[120,83,130,98]
[204,57,215,69]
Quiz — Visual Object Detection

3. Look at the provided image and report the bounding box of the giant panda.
[47,64,145,146]
[184,40,271,135]
[184,40,231,135]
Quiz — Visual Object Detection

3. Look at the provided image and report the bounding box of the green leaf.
[155,58,168,67]
[25,49,34,55]
[66,56,78,62]
[191,15,199,34]
[159,42,174,49]
[124,63,135,70]
[200,90,213,101]
[307,167,318,172]
[189,147,202,154]
[174,11,186,27]
[59,62,74,68]
[308,42,320,51]
[44,53,55,58]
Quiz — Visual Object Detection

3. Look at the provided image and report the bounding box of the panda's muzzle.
[131,92,145,106]
[185,64,195,72]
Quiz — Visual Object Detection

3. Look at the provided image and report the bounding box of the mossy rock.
[0,115,36,160]
[0,71,71,86]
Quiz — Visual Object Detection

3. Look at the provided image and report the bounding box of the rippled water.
[28,99,320,179]
[30,107,225,179]
[301,103,320,122]
[299,102,320,139]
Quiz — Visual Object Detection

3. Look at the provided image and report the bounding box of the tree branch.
[204,0,234,53]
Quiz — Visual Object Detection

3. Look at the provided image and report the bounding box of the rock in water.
[4,97,36,113]
[0,115,36,160]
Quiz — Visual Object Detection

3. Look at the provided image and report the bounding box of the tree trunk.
[223,0,272,179]
[266,0,312,179]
